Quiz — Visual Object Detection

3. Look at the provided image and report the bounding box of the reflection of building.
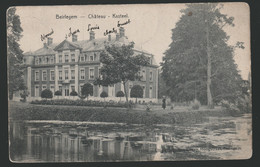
[21,27,159,101]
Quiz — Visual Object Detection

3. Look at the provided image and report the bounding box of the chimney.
[108,34,111,41]
[47,37,53,45]
[119,27,125,37]
[72,34,77,42]
[43,42,47,48]
[116,33,120,41]
[89,31,95,40]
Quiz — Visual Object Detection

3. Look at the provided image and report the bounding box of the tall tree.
[7,7,25,100]
[161,4,244,108]
[95,42,149,104]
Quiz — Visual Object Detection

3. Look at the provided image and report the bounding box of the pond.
[9,114,252,162]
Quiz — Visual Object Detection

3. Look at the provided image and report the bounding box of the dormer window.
[94,53,97,61]
[59,55,62,63]
[35,58,39,65]
[71,54,75,62]
[90,55,94,61]
[80,55,85,62]
[50,57,54,64]
[65,55,69,62]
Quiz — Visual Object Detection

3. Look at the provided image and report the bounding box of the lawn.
[9,101,240,125]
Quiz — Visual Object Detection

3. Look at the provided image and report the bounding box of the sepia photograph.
[7,3,251,162]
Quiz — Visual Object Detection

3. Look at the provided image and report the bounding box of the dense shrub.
[221,96,251,113]
[70,90,78,96]
[41,89,53,99]
[100,91,108,101]
[116,91,125,101]
[31,99,129,108]
[54,90,62,96]
[190,99,201,110]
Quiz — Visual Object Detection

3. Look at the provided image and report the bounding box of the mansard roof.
[27,35,158,66]
[29,43,56,56]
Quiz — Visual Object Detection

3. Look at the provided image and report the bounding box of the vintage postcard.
[7,3,251,162]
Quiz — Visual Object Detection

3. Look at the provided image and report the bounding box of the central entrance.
[64,85,69,96]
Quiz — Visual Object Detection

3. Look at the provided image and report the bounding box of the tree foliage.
[161,4,244,106]
[95,42,149,104]
[41,89,53,99]
[7,7,25,100]
[81,83,93,99]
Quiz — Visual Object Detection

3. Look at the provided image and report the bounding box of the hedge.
[31,99,130,108]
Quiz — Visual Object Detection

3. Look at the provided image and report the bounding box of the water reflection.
[9,114,251,162]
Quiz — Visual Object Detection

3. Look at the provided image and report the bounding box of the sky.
[16,3,250,79]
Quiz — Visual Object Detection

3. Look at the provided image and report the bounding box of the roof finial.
[65,34,68,39]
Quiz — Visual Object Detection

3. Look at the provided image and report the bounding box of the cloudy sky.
[16,3,250,79]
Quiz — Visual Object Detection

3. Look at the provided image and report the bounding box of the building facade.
[22,27,159,102]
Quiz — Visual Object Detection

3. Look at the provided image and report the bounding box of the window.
[23,58,26,64]
[42,85,47,90]
[39,58,42,64]
[89,68,94,79]
[35,58,39,65]
[42,71,47,81]
[50,71,55,81]
[71,70,75,80]
[59,55,62,63]
[143,86,146,98]
[71,85,75,91]
[98,68,102,78]
[142,69,146,81]
[80,69,85,80]
[94,53,97,61]
[59,86,62,92]
[35,86,39,97]
[149,86,153,98]
[65,70,69,80]
[42,57,45,64]
[90,55,94,61]
[80,85,83,92]
[65,55,69,62]
[50,57,54,64]
[149,58,152,64]
[80,55,85,62]
[46,57,49,64]
[35,71,39,81]
[71,54,75,62]
[50,85,55,94]
[149,71,153,81]
[59,70,62,80]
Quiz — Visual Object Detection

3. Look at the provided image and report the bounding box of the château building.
[20,27,159,102]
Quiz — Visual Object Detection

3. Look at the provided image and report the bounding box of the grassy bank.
[9,101,241,125]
